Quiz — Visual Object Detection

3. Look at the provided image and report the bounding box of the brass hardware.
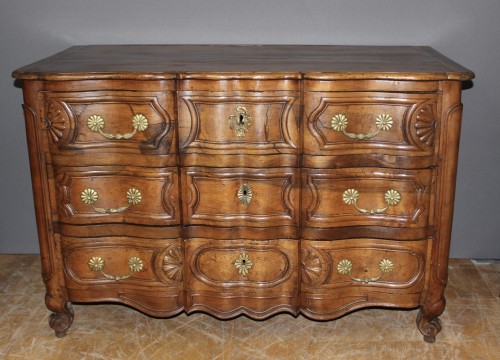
[234,252,253,276]
[87,113,149,140]
[228,106,253,138]
[337,258,394,284]
[342,189,401,215]
[237,183,253,205]
[331,113,393,140]
[88,256,144,280]
[80,188,142,214]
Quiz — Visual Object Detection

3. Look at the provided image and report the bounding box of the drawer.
[61,236,183,316]
[55,166,180,226]
[185,238,299,318]
[302,167,435,234]
[42,89,176,167]
[300,238,429,320]
[182,167,299,227]
[303,90,440,168]
[178,90,300,167]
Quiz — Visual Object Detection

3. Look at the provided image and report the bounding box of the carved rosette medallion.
[301,248,322,285]
[45,102,67,143]
[415,104,437,146]
[161,246,183,282]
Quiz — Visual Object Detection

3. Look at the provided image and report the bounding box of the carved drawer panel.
[302,167,435,232]
[303,89,440,168]
[178,91,299,167]
[185,238,299,318]
[300,238,429,320]
[182,167,299,227]
[61,236,183,317]
[55,166,179,226]
[42,90,176,167]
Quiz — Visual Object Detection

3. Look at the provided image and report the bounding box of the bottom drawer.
[300,238,429,320]
[185,238,299,318]
[61,236,184,317]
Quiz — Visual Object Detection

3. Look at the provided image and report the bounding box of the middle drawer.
[182,167,299,228]
[54,166,180,226]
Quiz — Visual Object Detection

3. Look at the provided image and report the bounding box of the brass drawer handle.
[331,113,393,140]
[87,113,149,140]
[88,256,144,280]
[237,183,253,205]
[80,188,142,214]
[337,259,394,284]
[228,106,253,138]
[343,189,401,215]
[234,252,253,276]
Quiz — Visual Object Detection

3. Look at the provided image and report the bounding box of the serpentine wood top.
[12,45,474,81]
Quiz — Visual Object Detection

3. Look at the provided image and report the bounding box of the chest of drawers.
[12,45,474,342]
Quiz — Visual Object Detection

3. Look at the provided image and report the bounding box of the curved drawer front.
[55,167,179,226]
[61,237,183,316]
[42,90,175,166]
[182,167,299,227]
[304,90,439,168]
[178,91,299,166]
[302,167,434,230]
[185,238,299,318]
[300,239,428,320]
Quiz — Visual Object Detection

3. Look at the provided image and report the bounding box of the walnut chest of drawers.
[12,45,474,342]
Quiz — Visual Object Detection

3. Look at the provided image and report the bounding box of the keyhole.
[238,114,244,124]
[242,190,247,195]
[241,259,246,265]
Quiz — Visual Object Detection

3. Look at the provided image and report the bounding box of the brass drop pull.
[342,189,401,215]
[331,113,393,140]
[337,259,394,284]
[88,256,144,281]
[234,252,253,276]
[237,183,253,205]
[87,113,149,140]
[80,188,142,214]
[228,106,252,138]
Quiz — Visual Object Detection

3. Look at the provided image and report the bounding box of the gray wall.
[1,0,498,258]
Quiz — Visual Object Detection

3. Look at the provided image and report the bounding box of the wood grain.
[13,45,472,342]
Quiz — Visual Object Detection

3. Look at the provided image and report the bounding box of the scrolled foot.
[417,307,443,343]
[48,301,74,338]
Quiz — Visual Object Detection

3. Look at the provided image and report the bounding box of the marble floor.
[0,255,498,360]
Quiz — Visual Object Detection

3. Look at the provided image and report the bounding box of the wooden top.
[12,45,474,81]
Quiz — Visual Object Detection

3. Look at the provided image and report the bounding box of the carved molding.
[42,93,172,152]
[415,103,438,146]
[161,245,184,282]
[190,243,294,288]
[180,95,298,152]
[45,101,67,143]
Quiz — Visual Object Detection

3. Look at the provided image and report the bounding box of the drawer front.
[302,167,434,230]
[178,91,299,166]
[300,238,429,320]
[182,167,299,227]
[185,238,299,318]
[304,91,439,168]
[55,166,179,226]
[61,237,183,316]
[42,90,176,166]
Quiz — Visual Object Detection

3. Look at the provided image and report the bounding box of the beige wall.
[1,0,498,258]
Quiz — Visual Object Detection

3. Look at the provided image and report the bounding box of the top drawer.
[41,89,176,167]
[304,81,440,169]
[178,79,300,167]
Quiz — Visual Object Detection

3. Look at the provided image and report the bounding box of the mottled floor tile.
[0,256,498,359]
